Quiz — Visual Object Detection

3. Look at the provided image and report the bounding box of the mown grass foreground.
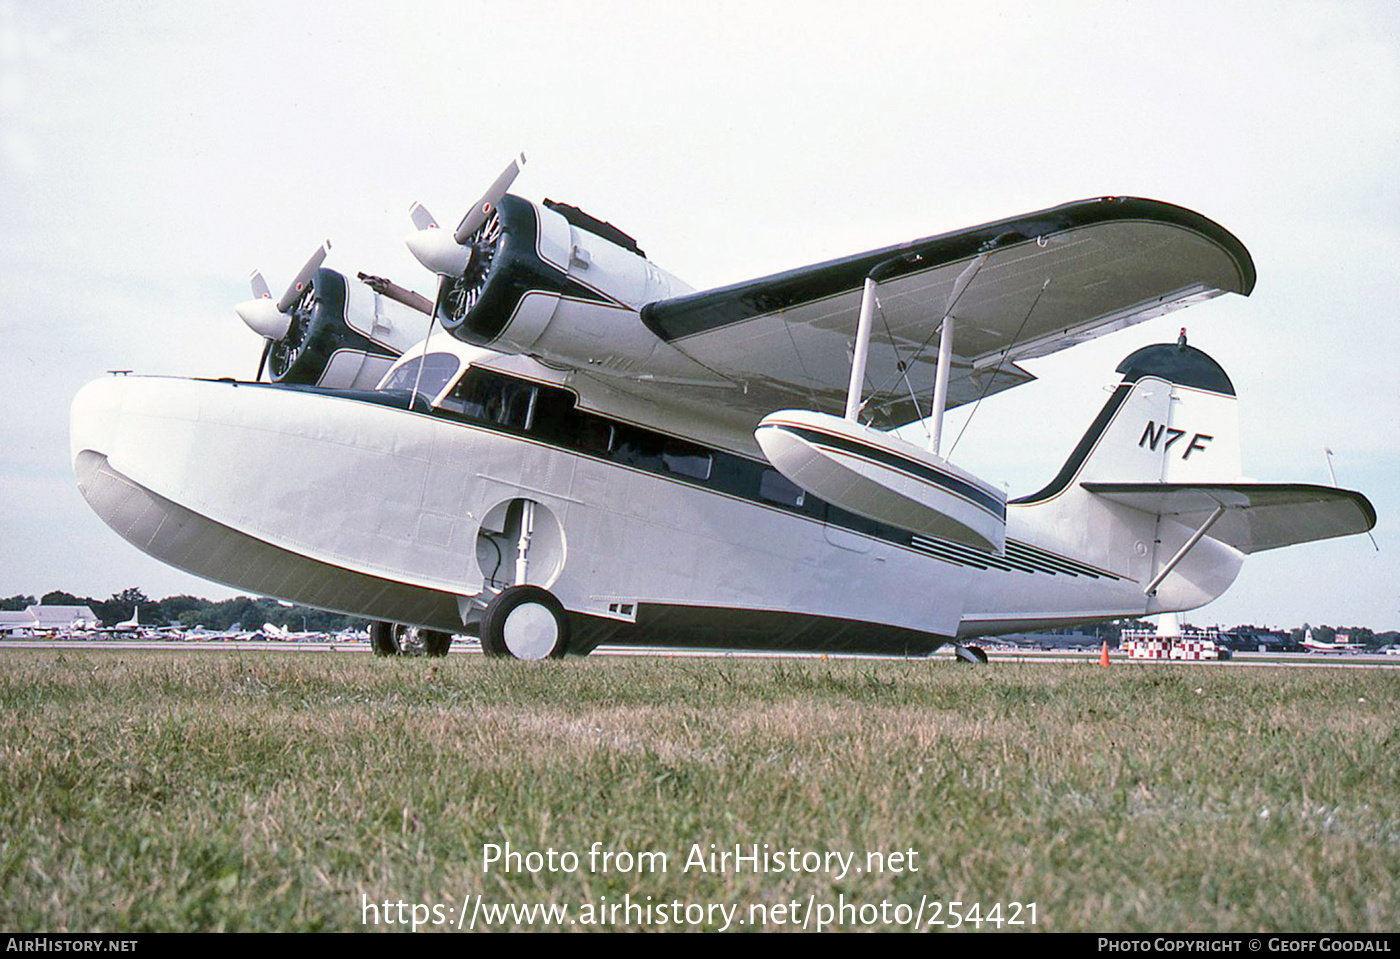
[1,650,1396,932]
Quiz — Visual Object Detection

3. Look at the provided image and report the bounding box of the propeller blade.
[408,202,438,231]
[275,240,331,313]
[453,152,525,244]
[249,270,271,301]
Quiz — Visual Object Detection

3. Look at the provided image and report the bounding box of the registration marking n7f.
[1140,421,1212,459]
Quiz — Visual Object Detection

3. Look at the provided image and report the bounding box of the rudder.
[1014,339,1242,504]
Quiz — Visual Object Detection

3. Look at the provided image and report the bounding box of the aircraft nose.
[70,375,127,467]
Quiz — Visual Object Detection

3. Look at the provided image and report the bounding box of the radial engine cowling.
[255,268,427,389]
[431,195,706,379]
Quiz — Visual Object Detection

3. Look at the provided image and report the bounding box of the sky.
[2,1,1396,630]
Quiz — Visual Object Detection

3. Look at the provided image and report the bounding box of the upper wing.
[641,196,1254,428]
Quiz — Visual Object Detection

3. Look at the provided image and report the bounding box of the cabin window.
[528,384,613,453]
[439,368,539,431]
[379,353,460,401]
[575,419,615,454]
[611,426,712,480]
[661,441,712,480]
[432,367,712,482]
[759,469,805,507]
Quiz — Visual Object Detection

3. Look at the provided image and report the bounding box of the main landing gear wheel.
[953,644,989,664]
[481,586,570,660]
[370,621,452,657]
[420,630,452,657]
[370,621,396,657]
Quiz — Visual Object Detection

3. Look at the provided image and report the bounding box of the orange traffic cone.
[1100,642,1111,667]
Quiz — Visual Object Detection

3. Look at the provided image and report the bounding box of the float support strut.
[929,314,955,455]
[845,278,878,422]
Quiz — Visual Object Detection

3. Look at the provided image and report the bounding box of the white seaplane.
[71,158,1376,660]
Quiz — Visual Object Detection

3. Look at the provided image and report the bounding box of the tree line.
[2,589,1394,646]
[0,588,365,631]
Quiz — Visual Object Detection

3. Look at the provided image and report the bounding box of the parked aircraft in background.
[260,623,321,641]
[71,158,1376,661]
[94,609,182,638]
[1301,628,1366,654]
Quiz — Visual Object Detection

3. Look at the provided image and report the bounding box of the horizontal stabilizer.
[1082,482,1376,554]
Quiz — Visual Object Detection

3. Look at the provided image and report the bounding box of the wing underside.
[641,197,1254,429]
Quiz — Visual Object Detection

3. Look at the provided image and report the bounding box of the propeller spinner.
[405,153,524,277]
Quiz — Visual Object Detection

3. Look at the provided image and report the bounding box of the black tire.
[954,644,989,664]
[370,621,397,657]
[370,622,452,657]
[422,629,452,657]
[481,586,570,660]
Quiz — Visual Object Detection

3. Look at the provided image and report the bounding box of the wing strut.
[843,276,879,421]
[844,252,988,457]
[928,252,989,454]
[928,309,955,454]
[844,254,937,424]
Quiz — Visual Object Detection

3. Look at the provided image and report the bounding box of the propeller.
[409,201,438,232]
[234,241,330,380]
[454,153,525,243]
[406,152,524,277]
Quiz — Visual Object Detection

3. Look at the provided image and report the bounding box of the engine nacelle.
[266,268,429,389]
[435,196,718,381]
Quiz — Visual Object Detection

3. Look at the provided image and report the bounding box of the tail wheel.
[481,586,570,660]
[370,621,453,657]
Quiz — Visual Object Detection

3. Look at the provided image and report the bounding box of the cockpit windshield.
[378,353,461,401]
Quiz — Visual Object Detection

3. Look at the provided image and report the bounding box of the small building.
[27,605,100,631]
[1220,627,1298,652]
[0,610,39,634]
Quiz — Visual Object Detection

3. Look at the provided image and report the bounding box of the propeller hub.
[405,227,475,276]
[235,298,292,340]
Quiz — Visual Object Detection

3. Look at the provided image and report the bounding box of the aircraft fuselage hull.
[71,370,1238,654]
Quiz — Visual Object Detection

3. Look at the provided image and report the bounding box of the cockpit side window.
[379,353,461,401]
[433,367,711,481]
[439,368,539,431]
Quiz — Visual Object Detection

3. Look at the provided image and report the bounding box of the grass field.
[1,649,1396,932]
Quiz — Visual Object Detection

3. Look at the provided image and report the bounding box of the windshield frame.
[376,352,462,404]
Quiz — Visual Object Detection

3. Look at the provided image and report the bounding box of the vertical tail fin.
[1011,341,1247,614]
[1003,339,1372,624]
[1014,341,1242,503]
